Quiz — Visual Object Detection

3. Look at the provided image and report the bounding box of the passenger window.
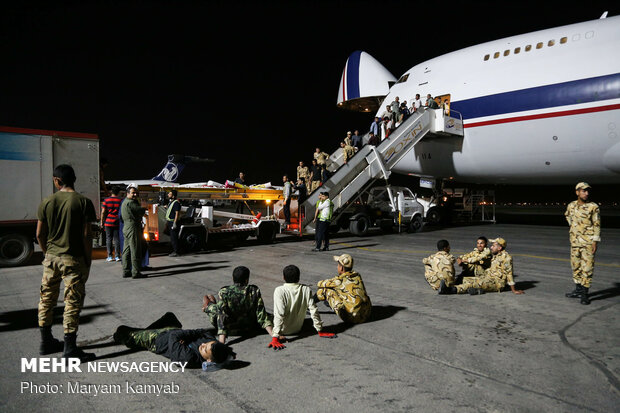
[504,50,510,56]
[560,37,567,44]
[536,42,543,49]
[484,54,490,61]
[525,45,532,52]
[396,74,409,84]
[514,47,521,54]
[493,52,500,59]
[548,39,555,46]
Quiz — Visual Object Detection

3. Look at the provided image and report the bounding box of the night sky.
[2,1,619,191]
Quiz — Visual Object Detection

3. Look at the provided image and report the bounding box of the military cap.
[333,253,354,269]
[490,237,507,248]
[575,182,591,190]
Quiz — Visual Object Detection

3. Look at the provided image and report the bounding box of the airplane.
[106,154,214,187]
[337,12,620,185]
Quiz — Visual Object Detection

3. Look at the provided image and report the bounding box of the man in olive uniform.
[36,164,97,361]
[166,189,181,257]
[565,182,601,305]
[296,161,310,182]
[439,238,524,295]
[316,254,372,324]
[202,266,274,345]
[456,236,492,281]
[121,186,146,278]
[422,239,456,290]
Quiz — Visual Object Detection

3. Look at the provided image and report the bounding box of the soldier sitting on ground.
[439,238,524,295]
[422,239,456,290]
[202,266,274,345]
[114,312,235,369]
[455,236,492,283]
[315,254,372,324]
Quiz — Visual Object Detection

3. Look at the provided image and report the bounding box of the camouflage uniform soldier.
[564,182,601,305]
[422,239,456,290]
[439,238,524,295]
[457,236,492,278]
[341,142,356,164]
[202,266,274,344]
[296,161,310,182]
[316,254,372,324]
[344,131,353,147]
[314,147,330,166]
[36,164,97,361]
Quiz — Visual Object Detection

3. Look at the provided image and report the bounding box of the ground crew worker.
[312,191,333,251]
[201,266,274,345]
[314,147,329,167]
[439,238,524,295]
[564,182,601,305]
[283,174,293,225]
[422,239,456,290]
[309,159,322,193]
[267,265,337,350]
[166,189,181,257]
[342,141,355,164]
[296,161,310,182]
[121,186,146,278]
[114,312,235,369]
[316,254,372,324]
[36,164,97,361]
[456,236,492,281]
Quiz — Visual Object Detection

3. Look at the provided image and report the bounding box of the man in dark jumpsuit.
[114,313,234,368]
[121,186,146,278]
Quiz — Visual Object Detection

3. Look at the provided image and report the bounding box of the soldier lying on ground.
[114,312,235,369]
[439,238,524,295]
[268,265,336,350]
[202,266,274,344]
[423,239,456,290]
[315,254,372,324]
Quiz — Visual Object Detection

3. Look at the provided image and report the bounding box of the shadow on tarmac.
[145,260,229,272]
[0,305,112,333]
[144,265,230,278]
[514,280,539,291]
[589,282,620,302]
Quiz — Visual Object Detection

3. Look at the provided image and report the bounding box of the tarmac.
[1,223,618,413]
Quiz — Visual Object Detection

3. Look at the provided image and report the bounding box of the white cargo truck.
[0,126,100,266]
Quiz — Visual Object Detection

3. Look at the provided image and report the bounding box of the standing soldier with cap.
[316,253,372,324]
[121,186,147,278]
[36,164,97,361]
[166,189,181,257]
[314,147,330,167]
[422,239,456,290]
[564,182,601,305]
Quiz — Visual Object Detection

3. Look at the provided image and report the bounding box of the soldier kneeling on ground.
[422,239,456,290]
[439,238,524,296]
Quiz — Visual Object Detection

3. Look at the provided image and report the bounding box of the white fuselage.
[380,16,620,184]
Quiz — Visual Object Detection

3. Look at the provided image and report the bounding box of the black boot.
[113,325,140,346]
[565,284,582,298]
[39,326,64,355]
[63,333,96,362]
[580,287,591,305]
[438,280,456,295]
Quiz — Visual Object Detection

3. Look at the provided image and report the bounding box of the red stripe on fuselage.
[464,103,620,128]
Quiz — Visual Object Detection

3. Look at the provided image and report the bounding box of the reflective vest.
[166,199,179,222]
[316,199,333,222]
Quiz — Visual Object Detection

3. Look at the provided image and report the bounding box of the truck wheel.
[426,208,442,225]
[0,234,34,267]
[181,233,201,252]
[349,216,369,236]
[408,215,424,233]
[257,223,276,244]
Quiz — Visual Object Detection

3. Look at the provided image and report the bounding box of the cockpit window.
[395,74,409,84]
